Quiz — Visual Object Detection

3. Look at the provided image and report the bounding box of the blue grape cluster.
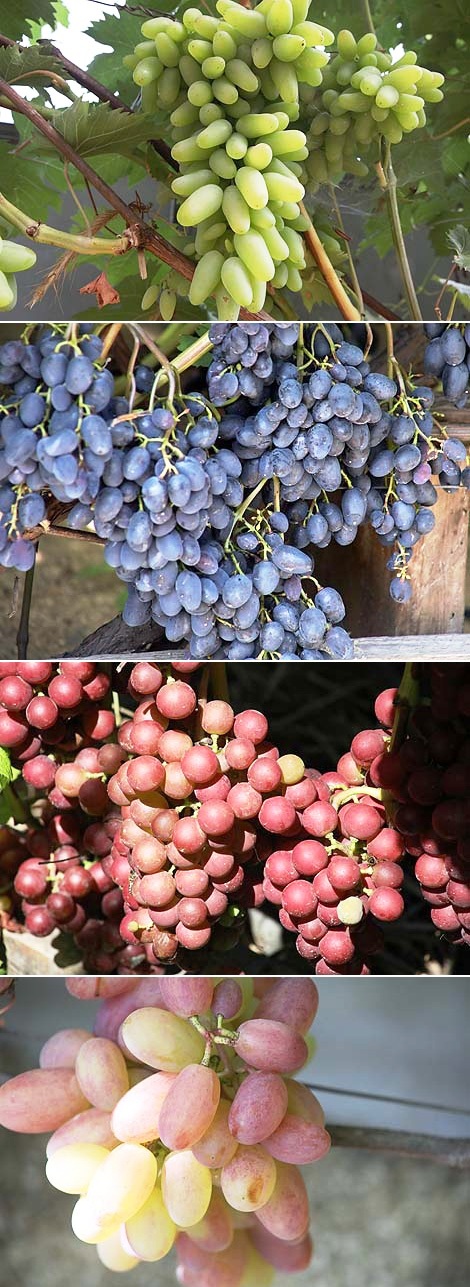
[210,321,470,606]
[424,322,470,406]
[0,325,351,658]
[1,321,468,654]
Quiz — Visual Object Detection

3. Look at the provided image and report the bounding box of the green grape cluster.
[303,28,445,187]
[124,0,334,317]
[0,238,36,312]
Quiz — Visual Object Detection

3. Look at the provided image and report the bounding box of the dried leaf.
[79,273,120,308]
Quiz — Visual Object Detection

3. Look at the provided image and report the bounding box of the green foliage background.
[0,0,468,316]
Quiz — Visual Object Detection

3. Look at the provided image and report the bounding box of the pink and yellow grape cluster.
[0,976,330,1283]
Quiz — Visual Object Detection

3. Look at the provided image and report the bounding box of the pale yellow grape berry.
[198,118,233,148]
[155,33,180,67]
[264,169,304,201]
[235,166,269,209]
[71,1197,121,1245]
[172,136,202,165]
[188,80,213,106]
[188,38,213,64]
[234,230,275,281]
[226,59,259,93]
[177,184,224,227]
[277,753,305,785]
[172,168,214,196]
[252,38,273,69]
[124,1185,176,1261]
[337,29,357,60]
[216,2,267,40]
[241,1243,275,1286]
[221,1144,277,1211]
[270,59,299,102]
[220,257,254,308]
[182,11,219,39]
[272,33,305,62]
[262,224,290,260]
[250,206,276,229]
[375,85,400,109]
[213,30,237,60]
[222,185,251,234]
[200,102,224,125]
[133,57,162,86]
[214,78,239,105]
[162,1150,212,1226]
[171,101,199,127]
[86,1143,157,1228]
[226,131,248,159]
[210,148,237,178]
[202,55,226,79]
[245,142,273,169]
[338,896,364,926]
[46,1144,110,1195]
[0,242,36,273]
[293,20,330,45]
[97,1230,139,1272]
[286,264,303,290]
[159,289,177,320]
[238,112,280,137]
[269,127,305,155]
[249,278,268,312]
[266,0,294,39]
[123,1009,206,1073]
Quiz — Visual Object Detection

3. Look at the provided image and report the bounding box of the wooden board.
[2,928,83,976]
[314,489,469,638]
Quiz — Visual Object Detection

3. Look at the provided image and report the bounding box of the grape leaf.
[448,226,470,273]
[0,1,57,41]
[0,45,64,84]
[0,144,64,221]
[0,749,12,795]
[33,101,161,159]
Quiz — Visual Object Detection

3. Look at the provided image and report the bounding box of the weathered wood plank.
[353,634,470,659]
[3,928,83,976]
[315,489,469,637]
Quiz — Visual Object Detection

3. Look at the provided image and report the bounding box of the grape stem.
[327,182,365,317]
[376,144,423,322]
[389,663,420,754]
[300,203,361,321]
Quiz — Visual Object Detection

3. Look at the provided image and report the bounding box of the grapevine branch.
[0,75,271,321]
[376,146,423,323]
[300,203,361,321]
[0,191,130,257]
[329,1126,470,1170]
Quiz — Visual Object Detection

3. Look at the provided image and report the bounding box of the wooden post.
[315,486,469,638]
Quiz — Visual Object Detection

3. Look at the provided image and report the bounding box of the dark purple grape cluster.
[210,322,470,607]
[424,322,470,406]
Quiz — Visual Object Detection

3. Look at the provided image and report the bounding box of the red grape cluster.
[262,687,408,973]
[378,665,470,947]
[106,661,308,964]
[0,661,115,787]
